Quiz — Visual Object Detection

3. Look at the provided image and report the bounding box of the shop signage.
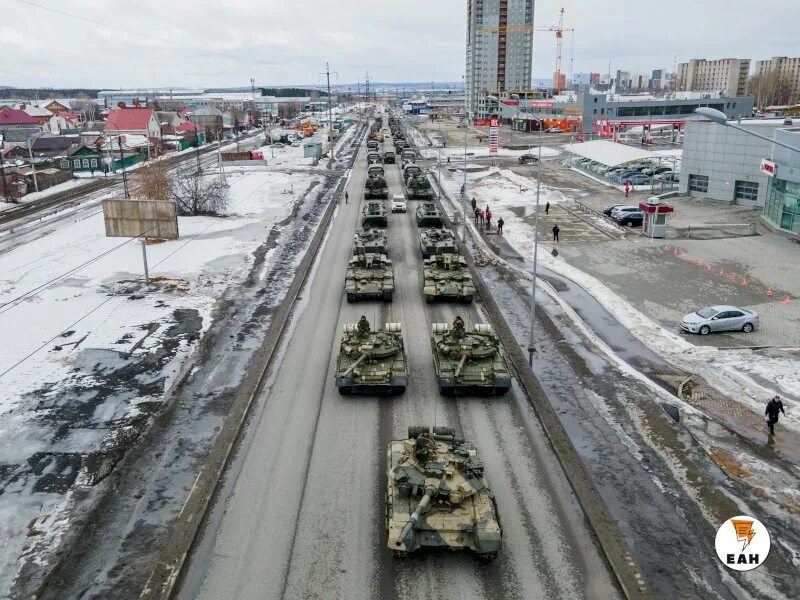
[760,159,777,177]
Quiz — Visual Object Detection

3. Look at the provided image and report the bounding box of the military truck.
[344,252,394,302]
[362,200,388,228]
[422,253,474,303]
[386,425,502,559]
[415,202,443,228]
[354,228,388,256]
[365,175,388,199]
[419,227,456,259]
[335,319,407,395]
[430,320,512,395]
[406,174,434,200]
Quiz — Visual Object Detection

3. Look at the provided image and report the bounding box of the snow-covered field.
[0,148,331,592]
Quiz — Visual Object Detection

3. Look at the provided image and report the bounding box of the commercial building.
[678,58,751,97]
[465,0,534,118]
[679,118,800,235]
[651,69,666,91]
[755,57,800,105]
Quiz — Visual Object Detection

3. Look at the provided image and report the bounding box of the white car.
[680,305,760,335]
[391,194,407,213]
[432,140,445,148]
[610,205,640,219]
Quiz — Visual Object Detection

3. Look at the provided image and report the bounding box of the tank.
[386,425,502,559]
[430,321,512,396]
[423,253,474,303]
[362,200,388,228]
[407,174,434,200]
[415,202,443,228]
[365,175,389,199]
[354,228,388,256]
[335,320,407,395]
[419,227,456,259]
[345,252,394,302]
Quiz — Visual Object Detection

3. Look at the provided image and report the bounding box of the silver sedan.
[680,305,760,335]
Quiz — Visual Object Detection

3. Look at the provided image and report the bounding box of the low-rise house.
[156,111,182,135]
[40,99,71,115]
[104,106,162,140]
[64,144,105,172]
[0,106,40,130]
[188,107,224,137]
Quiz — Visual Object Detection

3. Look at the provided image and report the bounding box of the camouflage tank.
[364,175,389,199]
[335,319,407,395]
[430,320,512,396]
[386,425,502,559]
[406,174,434,200]
[419,227,456,259]
[345,252,394,302]
[422,253,474,303]
[362,200,388,228]
[353,227,388,257]
[415,202,443,228]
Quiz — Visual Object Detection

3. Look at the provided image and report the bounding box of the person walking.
[471,197,477,213]
[497,217,504,235]
[624,181,630,198]
[765,395,786,435]
[485,207,492,230]
[345,191,349,204]
[447,156,451,165]
[474,206,480,226]
[552,224,560,242]
[478,208,485,228]
[545,201,550,215]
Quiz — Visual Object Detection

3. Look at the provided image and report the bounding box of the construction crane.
[478,7,573,95]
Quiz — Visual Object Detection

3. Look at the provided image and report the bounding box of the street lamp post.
[26,133,39,193]
[106,125,130,199]
[695,107,800,153]
[527,116,545,365]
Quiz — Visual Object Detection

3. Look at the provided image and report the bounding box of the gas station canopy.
[562,140,655,168]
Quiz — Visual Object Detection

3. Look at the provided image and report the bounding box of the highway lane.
[181,122,620,599]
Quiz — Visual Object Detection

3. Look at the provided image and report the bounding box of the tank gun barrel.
[453,353,468,379]
[343,352,367,377]
[397,485,437,545]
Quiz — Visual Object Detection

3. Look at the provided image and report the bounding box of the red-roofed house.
[104,107,161,140]
[0,106,40,129]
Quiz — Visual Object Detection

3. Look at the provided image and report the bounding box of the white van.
[391,194,407,213]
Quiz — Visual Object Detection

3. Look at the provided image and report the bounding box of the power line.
[14,0,276,68]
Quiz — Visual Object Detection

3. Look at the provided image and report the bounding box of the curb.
[426,167,655,599]
[138,123,367,600]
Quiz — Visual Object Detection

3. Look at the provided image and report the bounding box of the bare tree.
[76,92,97,124]
[748,72,795,109]
[172,168,229,216]
[136,161,172,202]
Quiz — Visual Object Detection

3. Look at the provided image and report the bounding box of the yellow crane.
[479,7,574,95]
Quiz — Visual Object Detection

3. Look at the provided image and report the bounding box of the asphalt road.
[178,124,620,600]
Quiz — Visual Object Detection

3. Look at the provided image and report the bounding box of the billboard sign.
[473,118,492,127]
[760,159,777,177]
[530,101,555,109]
[102,199,179,239]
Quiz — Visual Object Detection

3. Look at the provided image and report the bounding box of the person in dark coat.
[485,207,492,230]
[765,395,786,435]
[471,197,477,212]
[552,224,560,242]
[545,201,550,215]
[497,217,504,234]
[474,206,480,225]
[345,191,349,204]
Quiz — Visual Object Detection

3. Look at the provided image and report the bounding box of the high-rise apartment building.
[755,57,800,104]
[466,0,534,118]
[677,58,751,97]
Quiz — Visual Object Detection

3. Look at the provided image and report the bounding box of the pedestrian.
[474,206,480,225]
[545,201,550,215]
[624,181,630,198]
[497,217,504,235]
[486,207,492,230]
[471,197,477,213]
[345,191,349,204]
[477,208,484,227]
[447,156,451,165]
[765,395,786,435]
[552,224,560,242]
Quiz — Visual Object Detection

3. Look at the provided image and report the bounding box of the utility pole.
[365,72,370,106]
[320,63,336,147]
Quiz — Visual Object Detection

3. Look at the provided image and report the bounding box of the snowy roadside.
[434,162,799,431]
[0,127,349,593]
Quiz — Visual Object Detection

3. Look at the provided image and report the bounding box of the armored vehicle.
[383,151,396,164]
[365,175,389,199]
[367,152,382,165]
[368,165,385,178]
[386,425,502,559]
[419,227,456,259]
[335,319,407,395]
[403,164,422,182]
[401,150,416,164]
[344,252,394,302]
[415,202,443,228]
[430,320,512,395]
[423,253,474,303]
[353,228,388,256]
[367,140,380,150]
[407,174,434,200]
[362,200,388,228]
[395,140,408,152]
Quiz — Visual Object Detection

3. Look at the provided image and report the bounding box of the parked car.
[432,139,445,148]
[642,166,672,176]
[615,210,644,227]
[518,154,539,165]
[680,306,760,335]
[603,204,627,216]
[627,173,651,185]
[614,170,640,183]
[654,171,679,183]
[545,127,564,133]
[391,194,407,213]
[610,205,640,219]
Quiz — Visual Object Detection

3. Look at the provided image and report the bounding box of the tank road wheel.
[463,295,474,304]
[338,386,352,395]
[346,293,356,303]
[392,550,409,560]
[476,552,498,564]
[383,291,394,302]
[425,294,434,304]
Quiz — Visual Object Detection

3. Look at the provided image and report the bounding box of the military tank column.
[386,425,502,559]
[335,317,408,395]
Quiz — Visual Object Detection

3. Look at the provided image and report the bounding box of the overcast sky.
[1,0,796,89]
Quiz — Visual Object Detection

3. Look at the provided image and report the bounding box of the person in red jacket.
[485,206,492,230]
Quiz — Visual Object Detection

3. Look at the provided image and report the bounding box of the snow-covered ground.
[0,146,332,592]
